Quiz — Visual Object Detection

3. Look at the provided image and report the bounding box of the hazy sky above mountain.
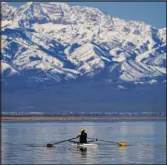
[8,2,166,29]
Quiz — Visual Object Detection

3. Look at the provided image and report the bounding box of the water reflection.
[118,146,127,151]
[80,150,87,157]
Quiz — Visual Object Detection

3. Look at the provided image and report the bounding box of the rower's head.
[81,128,85,133]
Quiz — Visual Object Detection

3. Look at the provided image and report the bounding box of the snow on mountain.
[119,60,165,82]
[1,2,166,88]
[158,27,166,43]
[1,2,16,21]
[66,43,110,76]
[1,2,16,28]
[1,61,19,76]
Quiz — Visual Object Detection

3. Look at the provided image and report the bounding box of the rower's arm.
[76,133,81,138]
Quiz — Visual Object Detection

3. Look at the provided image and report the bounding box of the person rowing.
[76,128,87,144]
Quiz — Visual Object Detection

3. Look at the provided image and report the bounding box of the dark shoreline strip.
[1,116,166,121]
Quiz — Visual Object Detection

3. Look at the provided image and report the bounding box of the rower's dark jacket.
[77,131,87,143]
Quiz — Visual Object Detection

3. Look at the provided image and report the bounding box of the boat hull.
[71,143,98,149]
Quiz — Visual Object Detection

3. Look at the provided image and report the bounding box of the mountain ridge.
[1,2,166,86]
[1,2,166,112]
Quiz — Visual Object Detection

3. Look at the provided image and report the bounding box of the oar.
[88,137,127,146]
[46,137,77,148]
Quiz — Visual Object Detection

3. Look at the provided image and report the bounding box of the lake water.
[1,120,166,164]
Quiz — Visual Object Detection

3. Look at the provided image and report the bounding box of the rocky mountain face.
[1,2,166,112]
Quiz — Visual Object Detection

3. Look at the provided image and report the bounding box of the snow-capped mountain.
[1,2,166,113]
[1,2,166,88]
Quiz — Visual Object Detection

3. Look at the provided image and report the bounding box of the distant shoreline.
[1,116,166,121]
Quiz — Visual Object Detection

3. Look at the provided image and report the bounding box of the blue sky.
[8,2,166,29]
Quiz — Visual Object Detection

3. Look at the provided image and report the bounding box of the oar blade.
[119,142,127,146]
[46,143,53,148]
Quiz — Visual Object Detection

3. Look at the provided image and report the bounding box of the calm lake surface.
[2,120,166,164]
